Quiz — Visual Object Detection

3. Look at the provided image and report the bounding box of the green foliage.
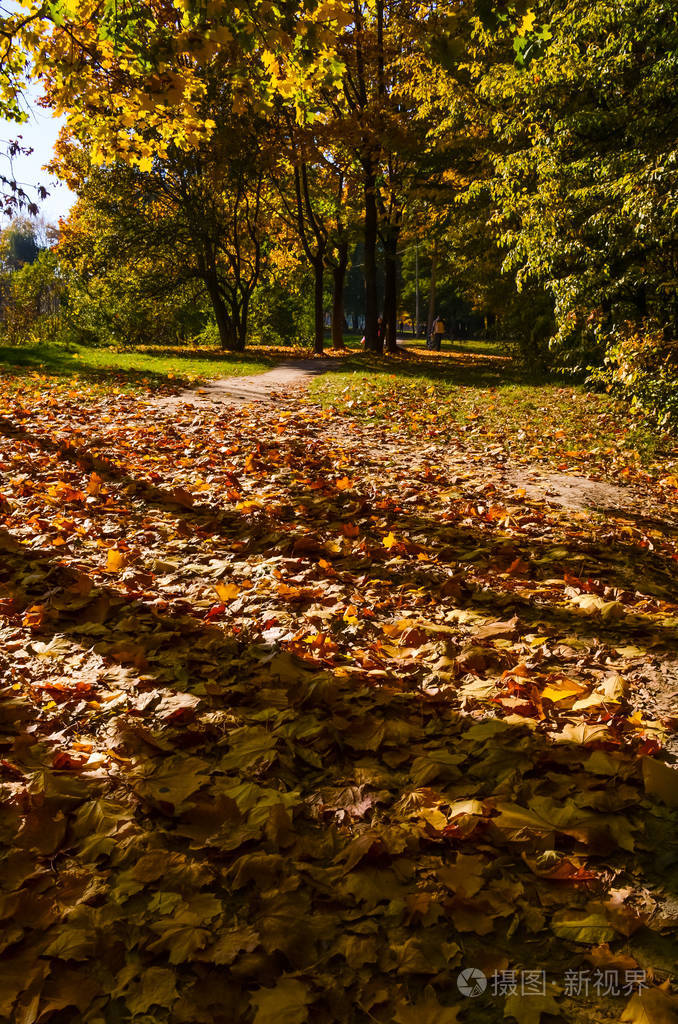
[589,324,678,425]
[62,268,209,349]
[57,164,215,348]
[480,0,678,385]
[0,248,65,345]
[0,218,40,270]
[249,269,314,347]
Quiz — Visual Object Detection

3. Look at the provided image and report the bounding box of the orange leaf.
[87,472,103,496]
[22,604,47,629]
[106,549,127,573]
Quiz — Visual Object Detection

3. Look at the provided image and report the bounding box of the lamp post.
[414,240,419,337]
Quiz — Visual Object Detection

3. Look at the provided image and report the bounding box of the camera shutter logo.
[457,968,487,998]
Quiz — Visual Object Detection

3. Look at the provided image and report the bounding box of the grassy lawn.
[311,341,678,483]
[0,342,280,396]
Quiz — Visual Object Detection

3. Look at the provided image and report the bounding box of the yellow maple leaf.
[106,549,127,573]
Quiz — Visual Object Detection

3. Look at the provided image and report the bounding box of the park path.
[153,350,645,519]
[154,358,337,410]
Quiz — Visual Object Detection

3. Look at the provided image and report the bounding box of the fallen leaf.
[251,977,311,1024]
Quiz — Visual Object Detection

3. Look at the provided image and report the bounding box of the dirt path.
[155,352,666,521]
[154,358,336,409]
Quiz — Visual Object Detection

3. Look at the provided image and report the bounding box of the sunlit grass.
[0,341,277,394]
[311,343,678,478]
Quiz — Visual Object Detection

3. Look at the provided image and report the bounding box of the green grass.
[332,333,499,356]
[398,336,502,355]
[311,342,678,479]
[0,342,277,394]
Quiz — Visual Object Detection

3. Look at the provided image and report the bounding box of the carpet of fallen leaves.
[1,367,678,1024]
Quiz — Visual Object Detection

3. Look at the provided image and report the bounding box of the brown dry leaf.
[621,989,678,1024]
[250,978,311,1024]
[642,757,678,808]
[133,755,208,810]
[437,854,487,897]
[86,472,103,495]
[393,991,461,1023]
[587,944,639,972]
[125,967,179,1016]
[550,906,616,944]
[504,992,562,1024]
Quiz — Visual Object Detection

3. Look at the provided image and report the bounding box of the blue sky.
[0,84,76,227]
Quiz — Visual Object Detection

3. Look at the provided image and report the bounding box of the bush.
[62,272,210,349]
[248,271,314,347]
[588,323,678,426]
[0,250,65,345]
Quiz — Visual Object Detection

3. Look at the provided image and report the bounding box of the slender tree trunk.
[383,228,400,353]
[427,249,437,340]
[313,256,325,355]
[363,166,380,353]
[332,241,349,349]
[235,295,249,352]
[206,276,238,351]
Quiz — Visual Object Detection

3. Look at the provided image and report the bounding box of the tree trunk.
[313,255,325,355]
[363,167,380,353]
[207,276,238,351]
[234,296,248,352]
[427,249,437,340]
[383,228,399,353]
[332,242,349,349]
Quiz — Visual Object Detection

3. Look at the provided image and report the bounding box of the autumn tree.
[53,49,275,350]
[272,127,331,355]
[17,0,540,357]
[271,108,360,353]
[326,167,355,350]
[320,0,473,353]
[56,161,210,346]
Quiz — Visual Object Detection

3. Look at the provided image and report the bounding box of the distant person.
[428,315,443,350]
[377,315,385,347]
[433,315,445,350]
